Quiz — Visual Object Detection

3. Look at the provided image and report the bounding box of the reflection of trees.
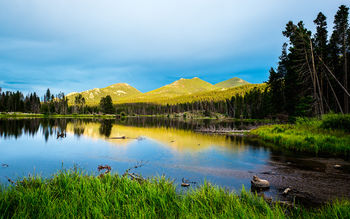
[0,119,41,139]
[72,120,85,137]
[0,118,70,139]
[0,117,265,140]
[99,120,113,138]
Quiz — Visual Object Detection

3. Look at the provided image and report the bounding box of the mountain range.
[66,77,255,105]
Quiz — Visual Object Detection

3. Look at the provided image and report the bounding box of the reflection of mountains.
[0,118,253,152]
[66,122,247,152]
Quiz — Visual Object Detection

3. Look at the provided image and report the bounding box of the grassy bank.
[250,114,350,157]
[0,171,349,218]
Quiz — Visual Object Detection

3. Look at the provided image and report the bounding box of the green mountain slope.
[117,83,266,105]
[215,77,250,88]
[147,77,217,96]
[66,77,258,106]
[118,77,217,103]
[66,83,142,105]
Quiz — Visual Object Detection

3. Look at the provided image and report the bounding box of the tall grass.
[0,171,349,218]
[320,114,350,132]
[250,114,350,157]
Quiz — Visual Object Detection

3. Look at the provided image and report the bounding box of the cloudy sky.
[0,0,348,95]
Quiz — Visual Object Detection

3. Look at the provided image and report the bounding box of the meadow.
[250,114,350,157]
[0,170,349,218]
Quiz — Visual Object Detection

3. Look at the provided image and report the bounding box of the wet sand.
[256,154,350,206]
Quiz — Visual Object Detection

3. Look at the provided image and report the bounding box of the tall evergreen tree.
[330,5,349,113]
[100,95,115,114]
[313,12,329,110]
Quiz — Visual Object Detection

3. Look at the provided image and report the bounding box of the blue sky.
[0,0,348,95]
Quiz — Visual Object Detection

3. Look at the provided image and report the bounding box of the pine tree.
[313,12,329,110]
[100,95,115,114]
[330,5,349,113]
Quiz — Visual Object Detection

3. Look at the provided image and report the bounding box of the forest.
[0,5,350,120]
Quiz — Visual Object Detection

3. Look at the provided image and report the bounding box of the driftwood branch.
[97,165,112,177]
[122,161,148,182]
[318,57,350,97]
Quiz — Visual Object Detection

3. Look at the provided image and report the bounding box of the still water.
[1,118,350,203]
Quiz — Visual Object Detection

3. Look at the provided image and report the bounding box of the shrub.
[321,114,350,132]
[272,126,284,133]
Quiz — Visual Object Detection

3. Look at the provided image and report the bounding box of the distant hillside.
[66,77,258,106]
[117,83,265,105]
[215,77,250,88]
[163,83,265,105]
[118,77,217,103]
[66,83,141,105]
[146,77,217,96]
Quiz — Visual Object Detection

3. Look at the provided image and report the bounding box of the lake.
[1,118,350,205]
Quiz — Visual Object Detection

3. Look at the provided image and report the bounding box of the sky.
[0,0,348,95]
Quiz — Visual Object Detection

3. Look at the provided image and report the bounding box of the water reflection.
[99,120,113,138]
[1,118,350,204]
[65,122,249,152]
[0,117,259,149]
[0,118,267,188]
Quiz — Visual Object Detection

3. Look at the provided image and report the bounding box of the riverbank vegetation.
[251,114,350,157]
[0,170,349,218]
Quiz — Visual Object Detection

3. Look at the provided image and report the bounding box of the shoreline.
[0,112,274,122]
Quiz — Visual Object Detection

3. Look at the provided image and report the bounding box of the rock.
[181,182,190,187]
[283,188,291,195]
[251,175,270,189]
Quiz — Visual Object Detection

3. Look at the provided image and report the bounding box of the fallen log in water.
[109,136,126,139]
[195,127,251,134]
[109,136,145,140]
[181,178,196,187]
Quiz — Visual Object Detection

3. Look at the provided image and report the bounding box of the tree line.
[0,88,41,113]
[0,88,113,115]
[268,5,350,117]
[0,88,70,115]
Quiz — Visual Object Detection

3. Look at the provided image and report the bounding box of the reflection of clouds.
[171,165,258,179]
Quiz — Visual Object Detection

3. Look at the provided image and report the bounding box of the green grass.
[0,171,349,218]
[250,114,350,157]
